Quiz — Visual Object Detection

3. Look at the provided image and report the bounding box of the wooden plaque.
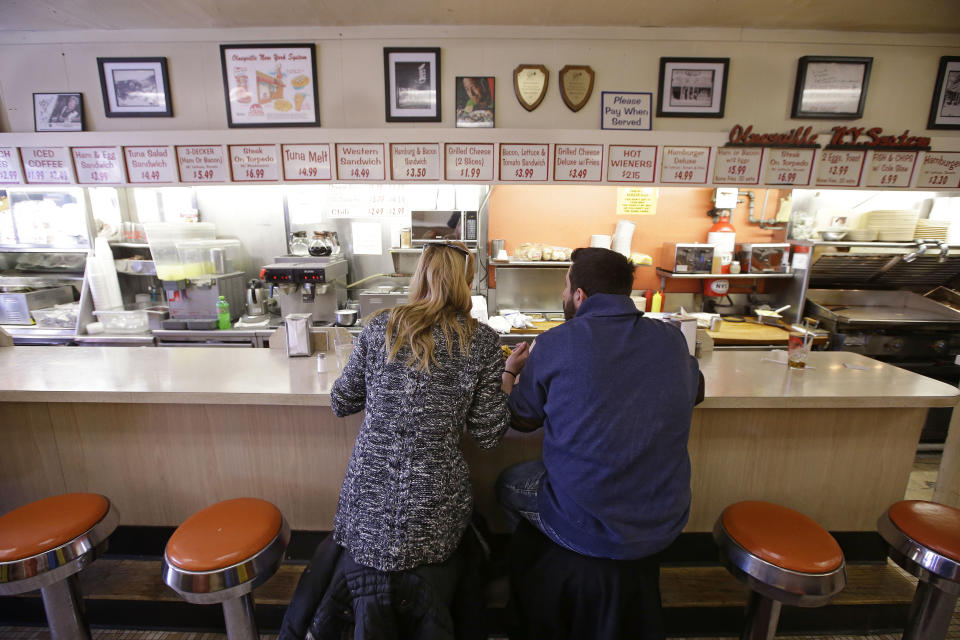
[514,64,549,112]
[559,65,595,112]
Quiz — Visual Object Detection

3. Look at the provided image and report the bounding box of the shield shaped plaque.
[513,64,549,112]
[559,65,595,112]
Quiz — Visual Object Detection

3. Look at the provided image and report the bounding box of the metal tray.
[805,289,960,329]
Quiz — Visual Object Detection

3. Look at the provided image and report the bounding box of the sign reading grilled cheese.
[553,144,602,182]
[444,143,494,181]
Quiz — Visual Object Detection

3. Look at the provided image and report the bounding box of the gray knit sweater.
[330,312,509,571]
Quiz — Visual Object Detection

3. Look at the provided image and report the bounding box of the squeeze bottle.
[651,291,663,313]
[216,296,231,330]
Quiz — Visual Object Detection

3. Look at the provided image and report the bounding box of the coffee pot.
[246,280,267,316]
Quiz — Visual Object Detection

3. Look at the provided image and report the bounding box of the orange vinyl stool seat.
[878,500,960,640]
[713,501,846,640]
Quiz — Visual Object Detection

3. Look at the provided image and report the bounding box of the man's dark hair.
[569,247,635,297]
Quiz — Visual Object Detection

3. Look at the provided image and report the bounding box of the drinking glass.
[333,329,355,370]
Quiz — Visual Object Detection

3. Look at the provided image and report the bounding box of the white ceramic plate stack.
[863,210,919,241]
[914,219,950,241]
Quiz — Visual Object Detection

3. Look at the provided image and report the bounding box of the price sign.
[714,147,763,185]
[22,147,74,184]
[864,151,918,188]
[390,143,440,181]
[444,143,494,181]
[72,147,125,184]
[124,146,177,184]
[815,149,866,187]
[0,148,24,184]
[606,145,657,183]
[335,143,386,181]
[229,144,279,182]
[763,148,815,186]
[553,144,602,182]
[660,146,710,184]
[176,145,227,183]
[281,144,332,181]
[499,144,549,181]
[916,152,960,189]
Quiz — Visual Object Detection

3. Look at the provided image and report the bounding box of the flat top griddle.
[805,289,960,328]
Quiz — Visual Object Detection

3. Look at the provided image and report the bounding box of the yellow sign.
[616,187,658,216]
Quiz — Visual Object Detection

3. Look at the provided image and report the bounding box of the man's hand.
[505,341,530,376]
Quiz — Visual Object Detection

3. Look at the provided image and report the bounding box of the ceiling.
[2,0,959,34]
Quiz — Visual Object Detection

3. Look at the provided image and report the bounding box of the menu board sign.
[607,146,656,183]
[176,146,227,183]
[763,148,815,186]
[660,146,710,184]
[0,148,23,184]
[281,144,332,181]
[336,143,386,181]
[864,151,917,188]
[229,144,280,182]
[72,147,125,184]
[444,143,494,181]
[499,143,549,181]
[815,149,866,187]
[22,147,73,184]
[390,143,440,181]
[554,144,602,182]
[915,152,960,189]
[714,147,763,185]
[124,146,177,184]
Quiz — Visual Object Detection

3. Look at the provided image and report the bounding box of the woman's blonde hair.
[382,241,477,371]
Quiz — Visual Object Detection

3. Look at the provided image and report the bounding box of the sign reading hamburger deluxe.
[219,44,320,128]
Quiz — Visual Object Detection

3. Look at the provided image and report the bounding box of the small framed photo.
[792,56,871,119]
[927,56,960,130]
[657,58,729,118]
[33,93,83,131]
[384,48,441,123]
[97,57,172,117]
[456,76,494,128]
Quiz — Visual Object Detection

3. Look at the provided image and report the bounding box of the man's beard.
[563,296,577,321]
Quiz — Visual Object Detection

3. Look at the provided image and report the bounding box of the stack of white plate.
[863,210,919,241]
[914,219,950,241]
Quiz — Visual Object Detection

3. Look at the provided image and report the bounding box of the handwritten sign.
[616,188,658,216]
[864,151,918,188]
[282,144,332,181]
[124,146,177,183]
[229,144,280,182]
[916,152,960,189]
[601,92,652,130]
[390,143,440,181]
[660,146,710,184]
[444,143,494,181]
[0,148,23,184]
[176,145,227,183]
[606,146,656,183]
[714,147,763,185]
[336,144,386,181]
[764,148,815,186]
[554,144,602,182]
[815,149,865,187]
[500,144,549,181]
[22,147,73,184]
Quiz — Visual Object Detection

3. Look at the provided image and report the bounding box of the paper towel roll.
[612,220,635,257]
[590,234,612,249]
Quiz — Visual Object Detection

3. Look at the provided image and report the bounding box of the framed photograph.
[657,58,729,118]
[456,76,494,128]
[927,56,960,130]
[220,43,320,128]
[792,56,871,119]
[97,57,172,117]
[384,48,441,123]
[33,93,83,131]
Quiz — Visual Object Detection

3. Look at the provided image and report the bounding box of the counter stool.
[0,493,119,640]
[877,500,960,640]
[161,497,290,640]
[713,501,846,640]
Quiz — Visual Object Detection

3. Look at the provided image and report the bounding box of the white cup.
[496,249,509,261]
[590,234,612,249]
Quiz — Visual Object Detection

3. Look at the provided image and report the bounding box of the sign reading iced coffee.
[0,148,23,184]
[229,144,280,182]
[444,143,494,181]
[335,144,386,181]
[390,143,440,181]
[499,144,548,181]
[124,146,177,183]
[22,147,73,184]
[815,149,866,187]
[763,148,815,186]
[915,152,960,189]
[714,147,763,185]
[660,146,709,184]
[554,144,602,182]
[864,151,917,188]
[177,145,228,183]
[281,144,332,181]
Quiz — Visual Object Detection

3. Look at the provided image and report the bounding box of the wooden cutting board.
[706,319,791,344]
[511,320,564,334]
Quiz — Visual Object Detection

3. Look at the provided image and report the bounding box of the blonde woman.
[331,241,529,572]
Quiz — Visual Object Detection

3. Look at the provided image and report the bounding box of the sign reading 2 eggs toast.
[220,44,320,128]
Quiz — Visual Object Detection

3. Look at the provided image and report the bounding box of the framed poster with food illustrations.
[33,93,84,131]
[98,58,172,117]
[384,48,441,122]
[456,76,494,128]
[220,43,320,128]
[928,56,960,130]
[657,57,729,118]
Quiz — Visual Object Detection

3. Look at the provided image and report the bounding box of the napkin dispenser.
[285,313,314,357]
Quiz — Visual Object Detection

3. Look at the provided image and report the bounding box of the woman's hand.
[505,341,530,376]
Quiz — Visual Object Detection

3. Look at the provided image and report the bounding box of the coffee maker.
[161,273,246,328]
[261,256,348,324]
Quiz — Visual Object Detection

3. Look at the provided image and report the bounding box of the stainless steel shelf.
[492,261,572,267]
[389,247,478,253]
[110,242,151,249]
[0,246,90,253]
[656,268,794,279]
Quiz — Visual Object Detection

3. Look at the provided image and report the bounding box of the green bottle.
[216,295,231,330]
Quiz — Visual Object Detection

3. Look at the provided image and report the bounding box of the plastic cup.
[787,332,810,369]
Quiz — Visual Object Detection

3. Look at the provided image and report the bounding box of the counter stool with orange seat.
[877,499,960,640]
[0,493,119,640]
[713,501,846,640]
[161,497,290,640]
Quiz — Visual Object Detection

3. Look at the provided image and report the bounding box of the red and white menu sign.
[282,144,332,181]
[336,144,386,181]
[72,147,125,184]
[124,146,177,184]
[864,151,917,188]
[714,147,763,185]
[554,144,602,182]
[390,143,440,181]
[815,149,865,187]
[177,146,227,183]
[444,143,494,181]
[763,148,815,186]
[22,147,74,184]
[916,152,960,189]
[229,144,280,182]
[607,145,656,183]
[660,146,710,184]
[0,148,23,184]
[500,144,549,181]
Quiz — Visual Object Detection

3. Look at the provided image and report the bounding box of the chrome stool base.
[40,573,92,640]
[741,591,781,640]
[904,581,958,640]
[222,592,259,640]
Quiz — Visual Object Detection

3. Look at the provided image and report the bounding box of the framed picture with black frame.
[657,57,729,118]
[33,93,83,131]
[97,57,172,117]
[384,47,441,123]
[927,56,960,130]
[791,56,872,119]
